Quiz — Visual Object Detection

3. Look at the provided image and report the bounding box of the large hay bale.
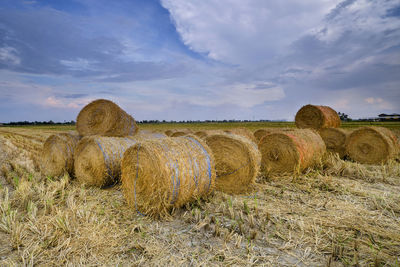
[74,136,137,187]
[253,128,293,143]
[295,104,341,130]
[258,129,326,175]
[345,127,399,164]
[224,128,257,143]
[319,128,350,158]
[121,136,216,217]
[76,99,138,137]
[205,133,261,194]
[41,133,80,177]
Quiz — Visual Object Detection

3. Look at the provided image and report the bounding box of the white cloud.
[161,0,341,65]
[0,47,21,65]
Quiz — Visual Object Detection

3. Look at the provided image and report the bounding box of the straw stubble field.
[0,123,400,266]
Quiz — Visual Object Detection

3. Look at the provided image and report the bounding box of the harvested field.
[1,124,400,266]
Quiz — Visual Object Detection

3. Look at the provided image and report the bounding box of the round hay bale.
[74,136,137,187]
[41,133,80,177]
[205,133,261,194]
[345,127,399,164]
[258,129,326,175]
[295,104,341,130]
[76,99,138,137]
[253,128,293,143]
[319,128,350,158]
[121,136,216,217]
[224,128,257,143]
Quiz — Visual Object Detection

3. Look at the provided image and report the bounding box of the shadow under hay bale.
[224,128,257,143]
[41,133,80,177]
[258,129,326,175]
[205,133,260,194]
[76,99,138,137]
[74,136,137,187]
[346,126,399,164]
[121,136,216,218]
[295,104,340,130]
[319,128,350,159]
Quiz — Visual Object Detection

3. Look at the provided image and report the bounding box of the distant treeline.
[0,119,282,126]
[1,120,76,126]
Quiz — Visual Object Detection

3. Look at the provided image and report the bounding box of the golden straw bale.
[224,128,257,143]
[121,136,216,217]
[346,127,399,164]
[41,133,80,177]
[74,136,137,187]
[319,128,350,158]
[295,104,341,130]
[258,129,326,175]
[205,133,261,194]
[253,128,293,143]
[76,99,138,137]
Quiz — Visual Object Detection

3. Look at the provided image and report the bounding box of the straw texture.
[41,133,80,177]
[76,99,138,137]
[121,136,216,217]
[295,105,341,130]
[258,129,326,175]
[346,127,399,164]
[205,133,261,194]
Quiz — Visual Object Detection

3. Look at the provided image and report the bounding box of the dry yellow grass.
[1,126,400,266]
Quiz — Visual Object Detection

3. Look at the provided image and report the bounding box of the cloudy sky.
[0,0,399,122]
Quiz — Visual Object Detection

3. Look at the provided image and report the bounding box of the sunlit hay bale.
[223,128,257,143]
[253,128,293,143]
[204,133,261,194]
[319,128,350,159]
[121,136,216,217]
[41,133,80,177]
[295,104,341,130]
[345,127,399,164]
[76,99,138,137]
[258,129,326,175]
[74,136,137,187]
[170,129,193,137]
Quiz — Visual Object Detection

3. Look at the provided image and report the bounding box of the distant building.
[378,113,400,121]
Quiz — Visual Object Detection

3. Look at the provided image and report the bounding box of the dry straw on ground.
[346,126,399,164]
[258,129,326,175]
[205,133,260,194]
[224,128,257,143]
[295,104,341,130]
[76,99,138,137]
[121,136,216,218]
[41,133,80,177]
[253,128,293,143]
[319,128,350,159]
[74,136,137,187]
